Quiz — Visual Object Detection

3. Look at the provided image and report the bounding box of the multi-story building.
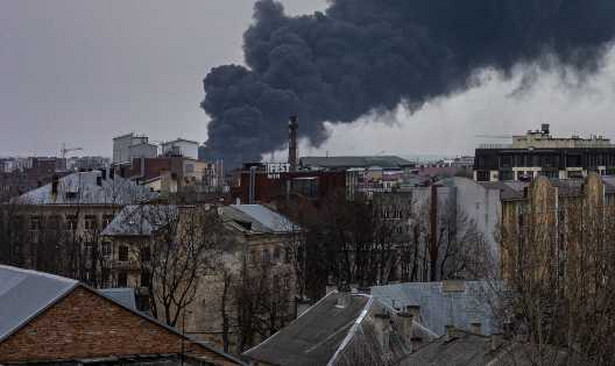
[0,157,69,201]
[67,156,111,171]
[484,173,615,280]
[474,124,615,182]
[161,138,200,160]
[101,203,299,353]
[2,170,157,284]
[112,133,158,165]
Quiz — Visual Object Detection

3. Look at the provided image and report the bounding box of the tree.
[138,204,223,327]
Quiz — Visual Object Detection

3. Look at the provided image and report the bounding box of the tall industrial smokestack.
[288,115,298,172]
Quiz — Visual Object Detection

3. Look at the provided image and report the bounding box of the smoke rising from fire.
[201,0,615,167]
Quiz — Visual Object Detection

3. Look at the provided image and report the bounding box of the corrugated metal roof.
[244,291,434,366]
[0,265,244,365]
[300,156,413,169]
[99,288,137,310]
[10,171,157,205]
[0,265,78,342]
[243,292,371,365]
[371,281,499,337]
[222,204,298,233]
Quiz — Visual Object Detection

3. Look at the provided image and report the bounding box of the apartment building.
[474,124,615,182]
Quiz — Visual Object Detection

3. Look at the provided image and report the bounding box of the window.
[65,215,78,231]
[273,247,281,261]
[501,155,513,168]
[118,272,128,287]
[29,216,40,231]
[284,248,291,264]
[84,215,98,231]
[118,246,129,261]
[140,271,151,287]
[102,241,111,256]
[103,214,114,227]
[141,247,151,262]
[261,249,270,263]
[476,171,490,182]
[499,170,513,181]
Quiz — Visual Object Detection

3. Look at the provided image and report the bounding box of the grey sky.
[2,0,615,159]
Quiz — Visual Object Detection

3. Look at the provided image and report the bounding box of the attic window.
[65,191,78,200]
[236,220,252,231]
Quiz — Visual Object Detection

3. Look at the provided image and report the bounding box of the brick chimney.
[51,175,59,195]
[470,322,482,334]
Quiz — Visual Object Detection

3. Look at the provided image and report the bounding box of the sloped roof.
[0,265,78,342]
[398,329,492,366]
[100,288,137,310]
[101,204,177,237]
[221,204,298,233]
[243,292,371,365]
[243,291,432,366]
[398,330,585,366]
[0,265,243,365]
[371,281,499,337]
[300,156,413,170]
[10,171,157,205]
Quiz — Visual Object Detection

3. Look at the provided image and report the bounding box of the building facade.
[474,124,615,182]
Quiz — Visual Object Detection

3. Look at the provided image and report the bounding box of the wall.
[0,286,236,365]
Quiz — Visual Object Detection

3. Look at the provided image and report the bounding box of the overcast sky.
[2,0,615,159]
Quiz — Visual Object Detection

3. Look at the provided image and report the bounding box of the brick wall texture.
[0,286,237,365]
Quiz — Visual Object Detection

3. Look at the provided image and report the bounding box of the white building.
[161,138,199,160]
[112,133,158,165]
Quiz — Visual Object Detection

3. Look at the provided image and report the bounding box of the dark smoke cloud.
[201,0,615,167]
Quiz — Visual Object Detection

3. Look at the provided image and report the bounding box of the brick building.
[0,265,241,365]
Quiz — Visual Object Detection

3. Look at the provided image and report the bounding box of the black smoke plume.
[201,0,615,167]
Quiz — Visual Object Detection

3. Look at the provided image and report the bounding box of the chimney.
[336,282,351,308]
[541,123,550,135]
[470,322,482,335]
[491,333,502,351]
[444,325,455,342]
[398,305,421,350]
[51,175,59,195]
[288,115,298,172]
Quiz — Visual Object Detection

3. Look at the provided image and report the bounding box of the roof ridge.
[0,265,78,285]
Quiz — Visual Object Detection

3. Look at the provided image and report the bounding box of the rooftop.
[0,265,78,343]
[221,204,299,234]
[244,291,436,366]
[371,281,499,337]
[10,171,157,205]
[300,156,414,170]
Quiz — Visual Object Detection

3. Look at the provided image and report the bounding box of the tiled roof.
[10,171,157,205]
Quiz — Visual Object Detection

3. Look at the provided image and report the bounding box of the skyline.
[2,1,615,160]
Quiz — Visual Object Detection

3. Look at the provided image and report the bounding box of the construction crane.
[60,143,83,159]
